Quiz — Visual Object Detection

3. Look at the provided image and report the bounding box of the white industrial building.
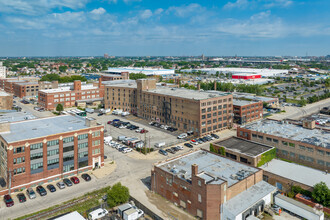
[0,62,6,78]
[182,68,288,77]
[105,67,175,76]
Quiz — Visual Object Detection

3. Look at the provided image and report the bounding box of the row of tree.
[40,74,87,83]
[198,81,264,95]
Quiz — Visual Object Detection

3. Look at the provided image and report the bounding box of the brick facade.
[233,100,263,124]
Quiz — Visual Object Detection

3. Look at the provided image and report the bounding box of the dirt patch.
[145,190,196,220]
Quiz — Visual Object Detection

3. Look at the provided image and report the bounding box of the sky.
[0,0,329,57]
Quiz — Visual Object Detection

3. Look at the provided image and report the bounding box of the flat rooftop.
[0,115,93,143]
[16,82,39,86]
[214,137,274,157]
[223,180,276,216]
[0,91,10,96]
[148,87,231,100]
[40,84,98,93]
[0,112,36,123]
[261,159,330,188]
[233,99,260,106]
[156,150,259,186]
[103,80,137,88]
[243,120,330,149]
[233,93,277,102]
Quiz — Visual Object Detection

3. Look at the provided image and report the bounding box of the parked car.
[123,148,133,153]
[135,128,143,133]
[184,143,193,148]
[187,130,194,136]
[36,186,47,196]
[177,133,188,139]
[171,147,179,152]
[206,135,215,140]
[211,133,219,139]
[140,129,148,133]
[154,142,166,148]
[97,113,103,116]
[166,148,175,154]
[16,193,26,203]
[63,178,73,187]
[159,149,168,156]
[47,184,56,192]
[81,173,92,181]
[70,176,80,184]
[190,139,198,145]
[26,187,36,199]
[3,194,14,207]
[57,181,66,189]
[176,145,184,150]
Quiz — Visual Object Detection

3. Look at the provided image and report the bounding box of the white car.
[123,148,133,153]
[135,128,143,133]
[206,135,214,140]
[119,125,126,129]
[176,146,184,150]
[177,133,188,139]
[56,182,65,189]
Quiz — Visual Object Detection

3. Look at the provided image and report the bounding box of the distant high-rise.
[201,54,205,61]
[104,53,109,58]
[0,62,6,78]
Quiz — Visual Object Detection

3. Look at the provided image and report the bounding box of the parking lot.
[92,112,187,149]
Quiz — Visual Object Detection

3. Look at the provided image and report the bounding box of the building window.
[31,152,43,160]
[307,147,314,152]
[198,180,201,186]
[92,131,100,137]
[78,142,88,149]
[263,175,269,182]
[317,150,325,156]
[92,148,100,155]
[47,139,59,147]
[198,194,202,203]
[92,140,100,146]
[31,162,43,170]
[273,139,278,143]
[78,134,88,140]
[252,134,257,138]
[290,152,295,158]
[14,146,25,154]
[282,141,288,146]
[47,149,59,156]
[266,137,272,142]
[289,143,295,148]
[317,160,325,165]
[63,136,74,143]
[31,143,43,150]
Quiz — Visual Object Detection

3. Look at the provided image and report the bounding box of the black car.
[63,178,73,187]
[158,149,168,156]
[16,193,26,203]
[81,173,91,181]
[166,149,175,154]
[201,137,208,142]
[97,113,103,116]
[198,138,205,143]
[211,134,219,139]
[36,186,47,196]
[171,147,179,152]
[47,184,56,192]
[184,143,193,148]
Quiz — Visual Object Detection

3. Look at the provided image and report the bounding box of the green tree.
[129,73,147,80]
[312,182,330,206]
[56,104,63,112]
[107,182,130,208]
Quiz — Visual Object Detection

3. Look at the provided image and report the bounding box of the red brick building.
[100,72,129,81]
[233,99,263,124]
[13,82,39,98]
[0,115,104,196]
[151,149,276,219]
[38,80,104,110]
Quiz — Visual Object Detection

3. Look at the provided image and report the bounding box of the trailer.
[274,194,324,220]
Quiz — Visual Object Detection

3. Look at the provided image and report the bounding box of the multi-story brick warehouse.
[13,81,40,98]
[151,149,276,220]
[0,115,104,196]
[38,80,104,110]
[233,99,263,124]
[0,77,39,94]
[0,90,13,110]
[237,119,330,171]
[104,79,234,136]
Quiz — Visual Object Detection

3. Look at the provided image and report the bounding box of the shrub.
[107,183,130,208]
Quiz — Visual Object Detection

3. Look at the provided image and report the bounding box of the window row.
[13,146,25,154]
[78,134,88,140]
[47,139,59,147]
[13,157,25,164]
[13,167,25,175]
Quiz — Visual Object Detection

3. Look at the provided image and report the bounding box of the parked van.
[154,142,166,148]
[88,208,109,220]
[118,136,127,141]
[104,136,113,145]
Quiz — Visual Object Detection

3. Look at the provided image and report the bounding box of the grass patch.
[15,186,110,220]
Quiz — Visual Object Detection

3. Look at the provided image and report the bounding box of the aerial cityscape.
[0,0,329,220]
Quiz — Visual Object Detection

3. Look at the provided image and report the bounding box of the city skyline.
[0,0,329,57]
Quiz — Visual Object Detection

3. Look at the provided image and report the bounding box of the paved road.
[269,98,330,120]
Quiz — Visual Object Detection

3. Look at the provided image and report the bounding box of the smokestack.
[197,83,200,91]
[214,81,217,91]
[192,164,198,176]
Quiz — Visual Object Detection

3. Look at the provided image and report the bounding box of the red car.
[70,176,80,184]
[4,194,14,207]
[140,129,149,133]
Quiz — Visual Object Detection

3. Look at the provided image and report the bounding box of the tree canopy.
[56,104,63,112]
[40,74,87,83]
[312,182,330,207]
[129,73,148,80]
[107,182,130,208]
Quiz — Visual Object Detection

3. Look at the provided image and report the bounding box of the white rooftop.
[0,115,92,143]
[54,211,85,220]
[106,67,175,76]
[40,84,98,93]
[261,159,330,188]
[223,181,276,216]
[243,120,330,148]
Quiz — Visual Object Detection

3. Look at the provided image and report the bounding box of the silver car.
[56,181,66,189]
[26,187,36,199]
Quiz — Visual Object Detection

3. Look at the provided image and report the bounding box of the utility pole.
[8,169,12,195]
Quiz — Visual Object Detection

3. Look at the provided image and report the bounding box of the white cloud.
[90,8,106,15]
[167,3,203,17]
[264,0,293,8]
[223,0,249,9]
[154,8,164,15]
[0,0,89,15]
[139,9,152,19]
